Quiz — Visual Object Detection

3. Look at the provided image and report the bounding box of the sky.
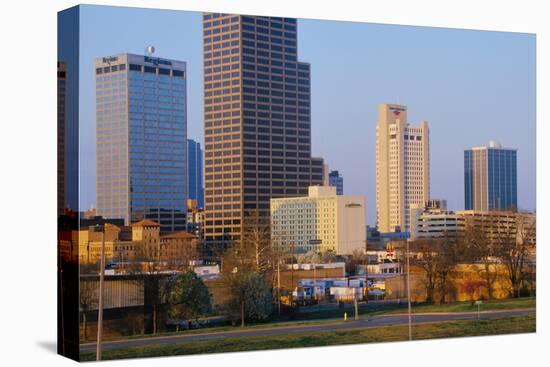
[78,5,536,225]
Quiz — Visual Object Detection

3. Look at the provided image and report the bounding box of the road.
[80,309,534,352]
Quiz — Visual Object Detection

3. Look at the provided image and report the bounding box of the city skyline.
[77,5,536,225]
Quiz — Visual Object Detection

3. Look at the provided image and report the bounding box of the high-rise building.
[271,186,366,254]
[464,141,517,211]
[202,14,324,249]
[187,139,204,209]
[322,163,330,186]
[328,170,344,195]
[95,53,188,233]
[376,104,430,233]
[58,62,67,215]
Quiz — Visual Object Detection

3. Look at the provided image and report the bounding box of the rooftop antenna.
[145,45,155,56]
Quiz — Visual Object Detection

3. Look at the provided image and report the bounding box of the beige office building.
[376,104,429,233]
[270,186,366,255]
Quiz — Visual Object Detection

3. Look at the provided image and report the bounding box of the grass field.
[82,297,535,343]
[80,314,535,361]
[294,296,536,320]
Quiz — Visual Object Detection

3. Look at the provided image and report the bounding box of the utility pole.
[313,261,317,302]
[354,291,359,321]
[277,257,281,316]
[364,239,369,303]
[290,241,295,305]
[95,225,106,361]
[406,240,412,341]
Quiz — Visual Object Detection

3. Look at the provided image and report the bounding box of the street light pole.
[95,225,106,361]
[406,240,412,341]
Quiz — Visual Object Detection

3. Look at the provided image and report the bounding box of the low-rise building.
[78,219,199,267]
[270,186,366,254]
[409,199,458,239]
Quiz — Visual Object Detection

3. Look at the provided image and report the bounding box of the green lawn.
[293,297,536,320]
[82,296,535,344]
[369,296,536,315]
[80,314,535,361]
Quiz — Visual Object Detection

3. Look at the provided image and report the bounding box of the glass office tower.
[328,170,344,195]
[464,141,517,211]
[95,53,188,233]
[202,14,325,249]
[187,139,204,209]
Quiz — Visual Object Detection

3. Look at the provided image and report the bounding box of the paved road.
[80,309,534,352]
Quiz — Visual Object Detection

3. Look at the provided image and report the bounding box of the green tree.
[168,271,212,321]
[224,270,273,327]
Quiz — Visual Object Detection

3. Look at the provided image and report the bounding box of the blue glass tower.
[464,141,517,211]
[187,139,204,209]
[96,53,188,233]
[329,170,344,195]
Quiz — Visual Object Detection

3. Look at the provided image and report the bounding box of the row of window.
[96,64,126,74]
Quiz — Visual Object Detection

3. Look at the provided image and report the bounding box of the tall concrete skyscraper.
[202,14,324,248]
[376,104,430,233]
[464,141,517,211]
[328,170,344,195]
[187,139,204,209]
[95,53,188,233]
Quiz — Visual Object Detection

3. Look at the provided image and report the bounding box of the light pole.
[406,240,412,341]
[94,225,106,361]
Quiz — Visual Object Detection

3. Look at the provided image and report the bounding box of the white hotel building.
[376,104,430,233]
[270,186,366,255]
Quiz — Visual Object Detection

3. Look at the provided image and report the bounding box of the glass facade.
[464,146,517,211]
[329,170,344,195]
[96,53,188,232]
[187,139,204,208]
[487,148,517,210]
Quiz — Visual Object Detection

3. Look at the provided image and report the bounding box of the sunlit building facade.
[376,104,430,233]
[270,186,366,254]
[202,14,324,249]
[95,53,188,233]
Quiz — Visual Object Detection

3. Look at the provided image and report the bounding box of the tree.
[168,271,212,321]
[457,217,498,299]
[408,239,438,303]
[79,279,97,341]
[461,279,485,304]
[223,270,273,327]
[241,210,273,272]
[496,213,536,297]
[346,249,368,275]
[320,249,337,264]
[409,236,459,304]
[296,250,321,264]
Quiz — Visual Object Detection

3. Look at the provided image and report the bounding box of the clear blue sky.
[78,5,536,224]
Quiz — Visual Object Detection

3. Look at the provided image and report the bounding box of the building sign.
[102,56,118,64]
[345,203,362,208]
[389,105,406,116]
[144,56,173,66]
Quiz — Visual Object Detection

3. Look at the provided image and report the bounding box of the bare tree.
[409,235,459,304]
[457,217,498,299]
[241,211,272,272]
[79,279,98,341]
[496,213,536,297]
